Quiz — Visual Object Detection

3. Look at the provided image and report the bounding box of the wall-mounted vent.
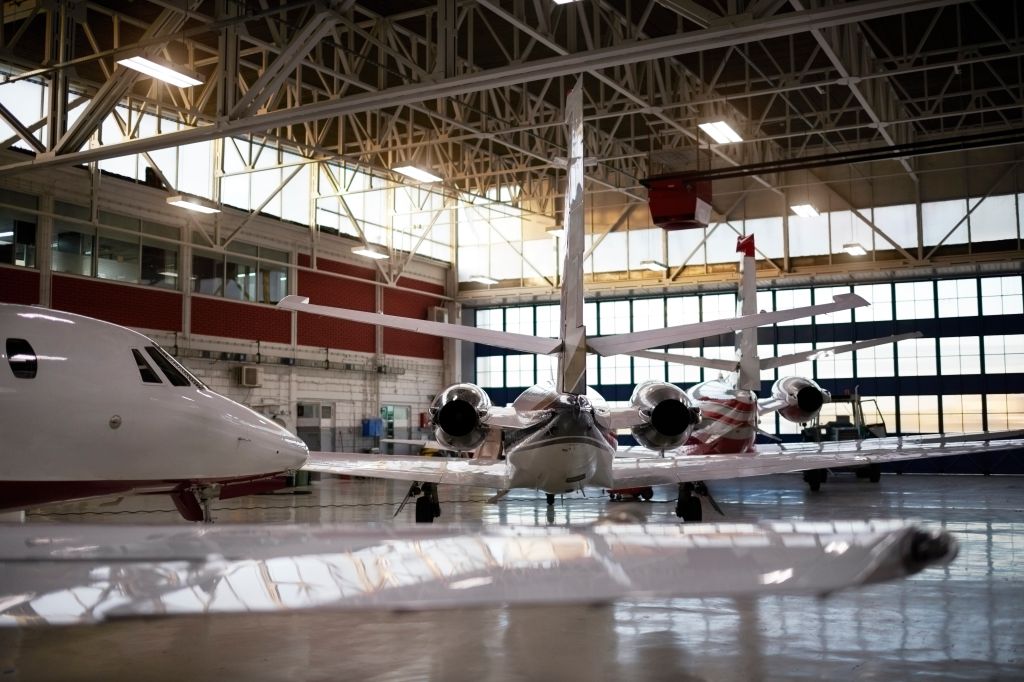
[236,365,262,387]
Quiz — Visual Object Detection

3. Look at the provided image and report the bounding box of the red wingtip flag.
[736,234,755,257]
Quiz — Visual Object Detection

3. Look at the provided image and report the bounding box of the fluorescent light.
[166,194,220,214]
[843,242,868,256]
[0,231,13,238]
[790,204,819,218]
[698,121,743,144]
[352,246,389,260]
[552,0,581,4]
[640,259,666,272]
[392,165,442,183]
[469,275,499,285]
[117,56,202,88]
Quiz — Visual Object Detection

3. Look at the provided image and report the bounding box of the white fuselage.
[502,391,616,493]
[0,305,308,489]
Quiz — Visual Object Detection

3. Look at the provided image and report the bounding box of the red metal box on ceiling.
[643,176,712,230]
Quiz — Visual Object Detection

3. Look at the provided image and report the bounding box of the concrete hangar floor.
[2,473,1022,681]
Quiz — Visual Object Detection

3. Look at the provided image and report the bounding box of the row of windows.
[0,193,292,304]
[457,193,1024,282]
[475,275,1024,333]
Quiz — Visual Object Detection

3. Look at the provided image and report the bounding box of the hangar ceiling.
[0,0,1021,266]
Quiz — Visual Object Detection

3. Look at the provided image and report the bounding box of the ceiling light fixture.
[790,204,819,218]
[117,56,203,88]
[640,259,667,273]
[843,242,868,256]
[392,165,442,183]
[552,0,582,4]
[351,246,389,260]
[698,121,743,144]
[469,275,499,285]
[166,194,220,214]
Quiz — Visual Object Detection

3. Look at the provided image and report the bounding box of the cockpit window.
[5,338,37,379]
[132,349,162,384]
[145,345,206,389]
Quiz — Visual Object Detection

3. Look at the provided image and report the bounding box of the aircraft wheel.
[868,464,881,483]
[546,493,556,506]
[415,496,435,523]
[677,497,702,522]
[641,487,654,501]
[804,469,827,492]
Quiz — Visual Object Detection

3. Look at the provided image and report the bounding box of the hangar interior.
[1,0,1021,459]
[0,0,1023,678]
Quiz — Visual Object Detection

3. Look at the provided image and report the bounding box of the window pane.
[505,307,533,334]
[969,194,1016,242]
[258,259,288,303]
[981,276,1023,316]
[943,394,984,432]
[937,278,978,317]
[599,354,631,384]
[536,305,559,338]
[897,337,937,376]
[775,289,811,326]
[853,283,893,322]
[632,298,664,332]
[51,223,94,276]
[894,281,934,319]
[192,251,223,296]
[475,356,503,387]
[666,296,700,325]
[939,337,981,375]
[900,395,939,433]
[505,355,535,387]
[984,335,1024,373]
[97,229,140,283]
[226,256,257,301]
[815,286,852,324]
[599,300,631,334]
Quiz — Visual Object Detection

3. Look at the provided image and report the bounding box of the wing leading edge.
[302,451,511,489]
[611,437,1024,488]
[0,519,955,626]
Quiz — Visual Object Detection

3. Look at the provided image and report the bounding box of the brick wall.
[191,296,290,343]
[0,266,39,305]
[52,275,182,331]
[383,277,445,359]
[296,254,376,352]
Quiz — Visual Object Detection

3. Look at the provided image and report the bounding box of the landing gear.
[803,468,828,492]
[675,482,703,523]
[546,493,556,506]
[412,482,441,523]
[169,484,219,523]
[608,487,654,502]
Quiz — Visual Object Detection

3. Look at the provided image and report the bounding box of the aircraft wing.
[610,437,1024,487]
[278,296,560,355]
[0,519,955,626]
[302,451,511,488]
[588,293,867,356]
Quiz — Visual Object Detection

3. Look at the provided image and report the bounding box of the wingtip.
[278,295,310,308]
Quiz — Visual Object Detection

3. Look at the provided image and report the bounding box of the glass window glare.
[986,394,1024,430]
[900,395,940,432]
[981,276,1023,316]
[943,394,984,432]
[937,278,978,318]
[894,281,935,319]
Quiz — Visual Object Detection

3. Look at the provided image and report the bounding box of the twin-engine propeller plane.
[281,79,1023,523]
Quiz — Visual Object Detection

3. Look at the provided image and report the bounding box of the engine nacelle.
[429,383,492,451]
[629,381,700,451]
[773,376,830,424]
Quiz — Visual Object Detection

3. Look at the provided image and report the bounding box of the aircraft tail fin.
[735,235,760,390]
[557,77,587,395]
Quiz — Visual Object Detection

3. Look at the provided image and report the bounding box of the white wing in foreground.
[303,451,511,488]
[0,520,955,626]
[611,437,1024,488]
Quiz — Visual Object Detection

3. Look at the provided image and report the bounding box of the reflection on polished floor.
[3,473,1023,681]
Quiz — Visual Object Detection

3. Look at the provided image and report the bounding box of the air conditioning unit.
[431,306,448,323]
[236,365,262,387]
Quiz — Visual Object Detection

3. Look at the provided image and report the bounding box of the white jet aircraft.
[0,303,309,521]
[282,79,1023,523]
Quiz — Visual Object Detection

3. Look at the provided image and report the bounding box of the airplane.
[0,303,309,522]
[277,79,1024,524]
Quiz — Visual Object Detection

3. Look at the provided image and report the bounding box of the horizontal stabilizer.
[627,349,737,372]
[278,295,561,355]
[761,332,923,370]
[588,293,868,356]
